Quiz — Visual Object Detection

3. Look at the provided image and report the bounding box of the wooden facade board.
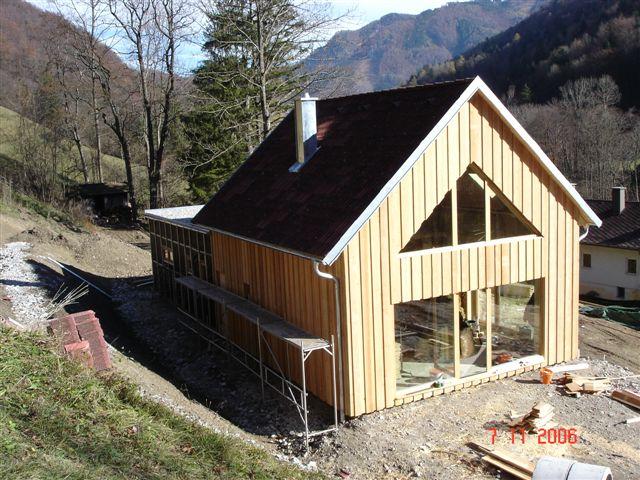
[339,94,582,415]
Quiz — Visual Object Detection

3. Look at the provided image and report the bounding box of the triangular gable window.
[402,168,535,253]
[401,191,453,252]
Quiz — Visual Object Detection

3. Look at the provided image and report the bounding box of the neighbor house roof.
[193,77,601,264]
[582,200,640,250]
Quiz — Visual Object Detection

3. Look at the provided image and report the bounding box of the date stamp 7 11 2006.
[487,427,579,445]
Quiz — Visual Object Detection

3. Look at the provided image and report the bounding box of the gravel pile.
[0,241,54,329]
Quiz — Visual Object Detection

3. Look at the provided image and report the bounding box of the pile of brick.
[48,310,111,371]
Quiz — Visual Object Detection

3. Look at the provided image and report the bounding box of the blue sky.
[28,0,468,71]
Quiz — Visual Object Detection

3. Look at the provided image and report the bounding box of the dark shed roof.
[193,79,473,260]
[74,183,129,197]
[582,200,640,250]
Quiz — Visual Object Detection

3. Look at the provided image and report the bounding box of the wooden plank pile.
[509,401,555,433]
[562,373,611,396]
[469,442,534,480]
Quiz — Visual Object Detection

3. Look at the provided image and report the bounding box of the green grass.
[0,328,320,480]
[0,105,146,186]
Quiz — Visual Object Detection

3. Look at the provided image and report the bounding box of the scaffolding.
[175,275,338,450]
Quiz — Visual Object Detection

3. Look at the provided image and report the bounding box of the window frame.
[394,280,544,396]
[398,166,541,258]
[626,258,637,275]
[583,253,592,269]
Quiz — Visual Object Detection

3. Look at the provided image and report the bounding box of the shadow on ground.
[30,259,335,448]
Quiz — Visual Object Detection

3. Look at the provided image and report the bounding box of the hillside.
[0,105,136,186]
[0,0,129,113]
[0,328,317,479]
[409,0,640,108]
[305,0,549,96]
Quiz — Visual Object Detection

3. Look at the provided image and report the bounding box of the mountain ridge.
[306,0,549,96]
[408,0,640,108]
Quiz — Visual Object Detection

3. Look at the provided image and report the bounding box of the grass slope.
[0,105,145,185]
[0,328,319,480]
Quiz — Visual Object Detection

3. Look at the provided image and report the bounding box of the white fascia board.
[321,77,483,265]
[473,78,602,228]
[321,76,601,266]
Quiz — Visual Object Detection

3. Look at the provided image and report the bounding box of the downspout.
[313,261,345,423]
[579,225,590,242]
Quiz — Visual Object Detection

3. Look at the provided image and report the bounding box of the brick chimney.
[612,186,625,215]
[289,93,318,172]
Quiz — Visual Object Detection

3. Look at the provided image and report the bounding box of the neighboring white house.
[580,187,640,301]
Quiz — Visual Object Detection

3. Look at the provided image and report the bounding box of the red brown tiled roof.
[582,200,640,250]
[193,79,473,260]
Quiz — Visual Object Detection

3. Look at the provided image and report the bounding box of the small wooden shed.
[145,77,601,425]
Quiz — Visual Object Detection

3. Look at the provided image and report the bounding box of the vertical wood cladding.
[340,93,582,416]
[210,232,345,407]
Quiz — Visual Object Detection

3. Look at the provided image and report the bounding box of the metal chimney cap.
[300,92,319,101]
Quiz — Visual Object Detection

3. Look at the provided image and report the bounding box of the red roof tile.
[48,311,111,372]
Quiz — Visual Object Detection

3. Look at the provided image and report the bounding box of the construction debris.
[48,310,111,371]
[624,417,640,425]
[611,389,640,410]
[510,402,555,433]
[468,442,534,480]
[562,374,611,395]
[532,456,612,480]
[548,363,589,374]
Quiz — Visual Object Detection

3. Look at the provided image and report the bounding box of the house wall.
[580,245,640,300]
[210,232,345,407]
[340,93,583,416]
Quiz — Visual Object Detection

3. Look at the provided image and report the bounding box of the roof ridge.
[322,77,475,102]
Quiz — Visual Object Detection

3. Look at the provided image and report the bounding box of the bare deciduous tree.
[106,0,193,208]
[514,76,640,201]
[199,0,346,142]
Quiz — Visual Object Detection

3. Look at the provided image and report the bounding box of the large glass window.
[395,282,542,393]
[402,191,452,252]
[401,167,535,253]
[491,280,541,363]
[395,295,455,392]
[457,172,486,245]
[459,290,488,377]
[490,192,531,239]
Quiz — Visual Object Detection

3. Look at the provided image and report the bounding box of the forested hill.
[305,0,549,96]
[0,0,127,112]
[408,0,640,108]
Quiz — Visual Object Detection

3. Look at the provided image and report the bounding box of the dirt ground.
[2,206,639,479]
[578,314,640,373]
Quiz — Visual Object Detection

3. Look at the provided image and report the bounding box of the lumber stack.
[468,442,534,480]
[563,374,611,396]
[510,402,555,433]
